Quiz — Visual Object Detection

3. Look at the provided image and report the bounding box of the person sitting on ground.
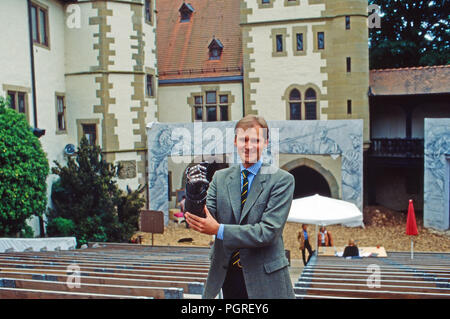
[317,226,333,247]
[342,238,359,258]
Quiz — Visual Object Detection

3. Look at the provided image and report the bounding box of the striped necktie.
[231,169,250,269]
[241,169,250,210]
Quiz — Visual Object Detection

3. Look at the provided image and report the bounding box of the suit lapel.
[226,165,242,223]
[239,164,268,224]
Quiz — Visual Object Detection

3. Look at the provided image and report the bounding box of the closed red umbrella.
[406,199,418,259]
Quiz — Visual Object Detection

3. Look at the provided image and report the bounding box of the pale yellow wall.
[64,75,102,143]
[246,0,325,23]
[64,3,99,73]
[108,3,134,71]
[248,22,328,120]
[0,0,71,236]
[158,82,244,123]
[0,0,33,117]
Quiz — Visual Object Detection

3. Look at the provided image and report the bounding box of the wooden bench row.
[0,245,211,299]
[0,277,181,299]
[296,253,450,299]
[1,254,210,269]
[0,257,209,273]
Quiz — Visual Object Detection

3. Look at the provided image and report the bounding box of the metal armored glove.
[185,162,209,218]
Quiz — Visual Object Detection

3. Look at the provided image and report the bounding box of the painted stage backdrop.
[424,118,450,230]
[147,120,364,225]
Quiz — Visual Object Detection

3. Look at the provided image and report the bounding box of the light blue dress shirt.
[216,159,263,240]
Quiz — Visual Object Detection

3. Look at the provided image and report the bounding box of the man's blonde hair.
[235,114,269,140]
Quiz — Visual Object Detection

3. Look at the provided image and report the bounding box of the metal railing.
[369,138,424,158]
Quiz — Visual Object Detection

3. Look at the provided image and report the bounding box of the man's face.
[234,125,268,166]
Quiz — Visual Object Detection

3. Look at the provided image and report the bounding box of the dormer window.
[179,2,194,22]
[208,37,223,60]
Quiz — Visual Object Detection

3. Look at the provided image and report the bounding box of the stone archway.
[281,158,340,199]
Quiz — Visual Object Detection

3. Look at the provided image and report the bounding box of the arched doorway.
[290,165,331,199]
[281,158,340,199]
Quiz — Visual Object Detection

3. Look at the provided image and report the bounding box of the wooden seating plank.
[0,267,207,283]
[0,287,151,299]
[0,271,204,294]
[0,277,183,299]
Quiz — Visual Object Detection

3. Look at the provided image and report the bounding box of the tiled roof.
[369,65,450,96]
[156,0,242,81]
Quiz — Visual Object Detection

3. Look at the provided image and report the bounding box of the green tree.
[48,137,144,246]
[0,96,49,236]
[369,0,449,69]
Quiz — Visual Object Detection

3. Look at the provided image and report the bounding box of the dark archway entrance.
[290,166,331,199]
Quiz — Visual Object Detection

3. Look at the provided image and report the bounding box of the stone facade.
[147,120,364,225]
[424,118,450,230]
[241,0,370,144]
[0,0,158,235]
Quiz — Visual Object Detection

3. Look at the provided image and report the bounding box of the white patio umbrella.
[287,194,364,256]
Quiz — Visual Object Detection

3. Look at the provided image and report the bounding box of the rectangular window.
[39,8,47,45]
[219,95,229,121]
[145,0,152,23]
[206,106,217,122]
[219,95,228,104]
[345,16,351,30]
[347,100,352,114]
[317,32,325,50]
[206,91,216,105]
[262,0,270,3]
[7,92,16,110]
[194,106,203,121]
[82,124,97,146]
[290,103,301,120]
[276,35,283,52]
[56,95,66,132]
[305,102,317,120]
[194,91,230,122]
[220,106,228,121]
[346,57,351,72]
[206,92,217,121]
[296,33,304,51]
[194,96,203,121]
[31,5,38,42]
[7,90,28,120]
[18,93,26,114]
[31,2,49,47]
[146,74,154,97]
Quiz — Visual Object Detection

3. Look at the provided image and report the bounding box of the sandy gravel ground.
[133,206,450,259]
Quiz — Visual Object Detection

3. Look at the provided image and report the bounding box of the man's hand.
[185,206,219,235]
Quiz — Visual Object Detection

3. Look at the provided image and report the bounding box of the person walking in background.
[298,224,314,266]
[318,226,333,247]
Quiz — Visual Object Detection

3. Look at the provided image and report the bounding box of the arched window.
[305,88,317,120]
[289,89,301,120]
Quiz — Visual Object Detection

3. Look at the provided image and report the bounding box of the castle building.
[0,0,447,234]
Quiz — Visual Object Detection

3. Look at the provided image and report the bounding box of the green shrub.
[114,184,146,242]
[48,137,144,246]
[46,217,75,237]
[20,224,35,238]
[0,96,49,236]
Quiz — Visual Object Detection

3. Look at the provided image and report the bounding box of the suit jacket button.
[223,265,228,269]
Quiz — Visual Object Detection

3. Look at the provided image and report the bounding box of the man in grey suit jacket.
[186,115,295,299]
